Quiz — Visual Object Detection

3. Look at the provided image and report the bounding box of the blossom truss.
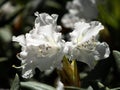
[61,0,98,28]
[13,12,65,78]
[64,21,110,69]
[13,12,110,78]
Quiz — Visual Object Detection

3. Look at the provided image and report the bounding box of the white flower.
[64,21,110,69]
[62,0,98,28]
[61,14,85,28]
[13,12,110,78]
[13,12,65,78]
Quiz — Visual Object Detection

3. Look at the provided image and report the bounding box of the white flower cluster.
[13,12,110,78]
[62,0,98,28]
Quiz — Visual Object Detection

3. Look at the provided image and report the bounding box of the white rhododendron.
[13,12,110,78]
[13,12,65,78]
[62,0,98,28]
[64,21,110,69]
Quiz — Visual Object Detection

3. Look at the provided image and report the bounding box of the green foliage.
[64,86,93,90]
[21,81,56,90]
[10,74,56,90]
[0,57,8,62]
[97,82,110,90]
[10,74,20,90]
[113,50,120,72]
[45,0,62,9]
[98,0,120,29]
[0,26,12,43]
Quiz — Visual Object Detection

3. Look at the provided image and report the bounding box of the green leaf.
[97,82,110,90]
[64,86,81,90]
[10,74,20,90]
[64,86,93,90]
[20,81,56,90]
[97,81,120,90]
[113,50,120,71]
[98,0,120,29]
[0,57,8,62]
[111,87,120,90]
[0,26,12,43]
[45,0,62,9]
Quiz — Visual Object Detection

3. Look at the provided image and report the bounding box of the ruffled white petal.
[13,12,64,78]
[70,42,110,69]
[70,21,104,44]
[34,12,58,26]
[66,21,110,69]
[61,0,98,28]
[67,0,98,19]
[61,14,82,28]
[12,35,25,47]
